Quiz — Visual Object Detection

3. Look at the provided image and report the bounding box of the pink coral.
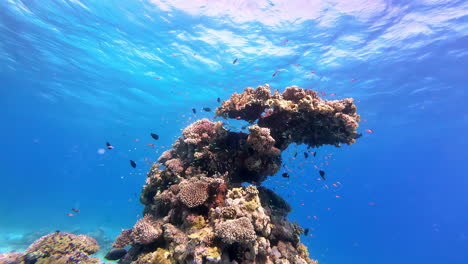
[178,180,209,208]
[165,158,185,174]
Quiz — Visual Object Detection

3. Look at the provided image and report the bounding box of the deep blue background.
[1,0,467,263]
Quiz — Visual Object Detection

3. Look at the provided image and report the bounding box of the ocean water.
[0,0,467,263]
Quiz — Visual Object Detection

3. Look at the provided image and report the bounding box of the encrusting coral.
[110,85,361,264]
[0,231,100,264]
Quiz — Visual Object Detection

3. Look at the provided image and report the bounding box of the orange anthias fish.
[351,78,358,82]
[67,213,74,217]
[365,129,374,133]
[71,208,80,213]
[148,143,155,148]
[106,142,114,149]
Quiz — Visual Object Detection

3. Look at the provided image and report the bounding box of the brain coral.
[178,180,209,208]
[215,217,256,244]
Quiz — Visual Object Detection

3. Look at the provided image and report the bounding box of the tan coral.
[215,217,256,244]
[133,214,163,245]
[178,180,209,208]
[26,232,99,258]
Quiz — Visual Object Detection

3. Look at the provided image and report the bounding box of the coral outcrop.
[0,231,100,264]
[111,85,361,263]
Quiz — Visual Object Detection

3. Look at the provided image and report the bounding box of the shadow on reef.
[109,85,361,264]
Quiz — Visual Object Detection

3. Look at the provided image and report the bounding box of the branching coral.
[109,85,361,264]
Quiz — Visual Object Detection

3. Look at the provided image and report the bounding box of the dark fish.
[130,160,136,168]
[217,97,221,103]
[272,70,280,77]
[233,58,238,64]
[282,172,289,178]
[71,208,80,213]
[312,152,317,157]
[304,228,309,236]
[319,170,326,180]
[192,108,197,114]
[105,248,127,261]
[304,152,309,158]
[150,133,159,140]
[203,107,211,112]
[294,152,298,158]
[106,142,114,149]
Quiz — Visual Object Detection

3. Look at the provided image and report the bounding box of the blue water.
[1,0,467,263]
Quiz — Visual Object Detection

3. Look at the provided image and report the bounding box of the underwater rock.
[111,85,360,264]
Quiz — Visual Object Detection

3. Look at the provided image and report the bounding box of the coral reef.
[111,85,360,263]
[0,231,100,264]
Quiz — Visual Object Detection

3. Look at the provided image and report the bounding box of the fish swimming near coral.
[304,152,309,158]
[66,213,74,217]
[71,208,80,213]
[319,170,326,180]
[217,97,221,103]
[192,108,197,114]
[151,133,159,140]
[365,129,374,133]
[272,70,280,77]
[233,58,238,64]
[282,172,289,178]
[203,107,212,112]
[130,160,136,168]
[304,228,309,236]
[106,142,114,149]
[312,152,317,157]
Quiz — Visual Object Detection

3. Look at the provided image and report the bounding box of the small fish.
[294,152,298,158]
[106,142,114,149]
[192,108,197,114]
[155,77,160,80]
[148,143,155,148]
[130,160,136,168]
[217,97,221,103]
[282,172,289,178]
[203,107,211,112]
[329,93,336,96]
[272,70,280,77]
[320,92,326,96]
[67,213,74,217]
[312,152,317,157]
[295,64,301,66]
[233,58,238,64]
[319,170,326,180]
[351,78,358,82]
[235,116,241,120]
[71,208,80,213]
[310,71,316,74]
[365,129,374,133]
[304,228,309,236]
[151,133,159,140]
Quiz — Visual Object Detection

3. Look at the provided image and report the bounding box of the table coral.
[109,85,361,263]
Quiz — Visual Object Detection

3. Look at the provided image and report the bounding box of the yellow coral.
[190,215,206,230]
[135,248,172,264]
[204,247,221,262]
